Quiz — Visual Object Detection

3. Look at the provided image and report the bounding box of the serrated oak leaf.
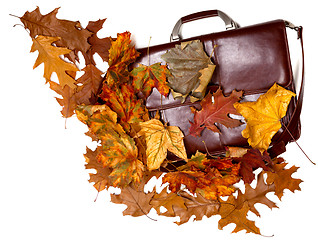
[84,19,112,65]
[84,147,112,192]
[111,184,155,217]
[21,7,92,62]
[150,186,186,216]
[234,83,296,152]
[131,63,170,98]
[137,119,187,171]
[49,81,77,118]
[161,40,215,102]
[75,64,104,105]
[170,191,219,225]
[189,88,243,136]
[31,35,78,88]
[75,105,144,187]
[265,159,302,200]
[236,172,277,217]
[218,196,261,234]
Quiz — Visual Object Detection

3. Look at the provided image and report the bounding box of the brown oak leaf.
[265,158,302,200]
[84,147,111,192]
[21,7,92,62]
[111,177,155,218]
[168,191,219,225]
[218,195,261,234]
[236,172,277,217]
[189,88,243,136]
[75,64,104,105]
[84,18,112,65]
[150,186,186,216]
[49,81,77,118]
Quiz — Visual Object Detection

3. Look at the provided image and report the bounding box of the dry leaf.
[236,172,277,217]
[131,63,170,98]
[170,191,219,225]
[31,35,78,88]
[21,7,92,62]
[137,119,187,171]
[84,18,112,65]
[218,196,261,234]
[105,32,139,87]
[150,186,187,216]
[100,83,148,133]
[76,105,144,187]
[189,88,243,136]
[161,40,215,102]
[265,159,302,200]
[75,64,104,105]
[234,83,296,152]
[111,184,155,217]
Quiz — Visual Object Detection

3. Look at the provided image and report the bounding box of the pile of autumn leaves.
[18,7,302,235]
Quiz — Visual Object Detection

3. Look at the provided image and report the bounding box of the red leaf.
[189,88,243,136]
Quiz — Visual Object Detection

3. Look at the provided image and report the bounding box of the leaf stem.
[281,121,315,165]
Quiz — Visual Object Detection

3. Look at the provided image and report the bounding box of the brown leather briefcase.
[134,10,304,158]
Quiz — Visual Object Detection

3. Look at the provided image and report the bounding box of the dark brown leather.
[134,18,303,158]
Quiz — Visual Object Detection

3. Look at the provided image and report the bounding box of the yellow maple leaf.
[31,35,78,88]
[234,83,296,152]
[137,119,187,171]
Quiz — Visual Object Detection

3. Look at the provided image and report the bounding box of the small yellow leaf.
[234,83,296,152]
[137,119,187,171]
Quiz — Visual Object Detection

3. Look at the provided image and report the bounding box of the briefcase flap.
[135,19,293,109]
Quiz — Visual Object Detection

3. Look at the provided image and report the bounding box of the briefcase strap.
[269,23,305,157]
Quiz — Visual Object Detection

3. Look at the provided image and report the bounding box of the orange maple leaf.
[105,32,140,87]
[131,63,170,98]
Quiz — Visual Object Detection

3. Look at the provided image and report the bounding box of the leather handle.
[170,10,239,42]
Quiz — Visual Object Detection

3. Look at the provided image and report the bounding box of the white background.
[1,0,318,239]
